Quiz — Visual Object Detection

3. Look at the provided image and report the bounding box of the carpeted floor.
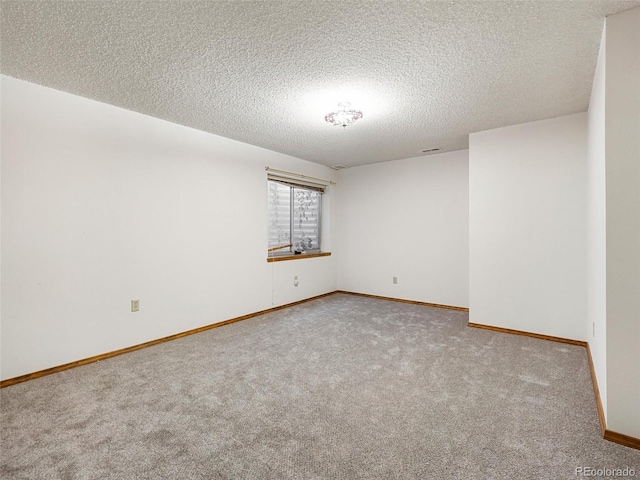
[1,293,638,479]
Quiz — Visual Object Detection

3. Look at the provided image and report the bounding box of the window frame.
[267,179,323,258]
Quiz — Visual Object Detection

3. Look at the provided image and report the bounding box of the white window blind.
[268,181,293,250]
[267,172,324,254]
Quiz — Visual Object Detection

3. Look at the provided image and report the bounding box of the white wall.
[587,23,607,422]
[469,113,588,341]
[604,6,640,438]
[0,75,337,380]
[336,150,469,308]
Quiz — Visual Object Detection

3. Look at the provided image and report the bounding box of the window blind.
[267,170,324,253]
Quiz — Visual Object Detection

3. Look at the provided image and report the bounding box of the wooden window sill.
[266,252,332,263]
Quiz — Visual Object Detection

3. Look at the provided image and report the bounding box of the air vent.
[421,148,441,154]
[330,164,349,170]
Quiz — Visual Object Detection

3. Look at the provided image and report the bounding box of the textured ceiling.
[2,0,639,168]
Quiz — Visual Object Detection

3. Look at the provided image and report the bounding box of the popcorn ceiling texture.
[2,0,639,167]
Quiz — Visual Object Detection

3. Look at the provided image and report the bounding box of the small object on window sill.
[294,250,305,255]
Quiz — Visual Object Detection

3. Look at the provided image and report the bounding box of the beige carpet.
[1,293,638,479]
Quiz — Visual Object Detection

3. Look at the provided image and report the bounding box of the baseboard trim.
[468,322,639,451]
[0,291,337,388]
[5,291,639,451]
[586,345,640,451]
[604,430,640,450]
[585,343,607,435]
[336,291,469,312]
[467,322,587,347]
[0,290,467,387]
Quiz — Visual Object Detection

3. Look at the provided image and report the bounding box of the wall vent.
[330,164,349,170]
[421,148,441,154]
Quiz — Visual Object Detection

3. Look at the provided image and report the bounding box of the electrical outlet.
[131,299,140,312]
[393,276,398,284]
[294,276,299,287]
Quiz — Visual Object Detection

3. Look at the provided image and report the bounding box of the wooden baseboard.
[586,345,640,451]
[0,291,338,388]
[4,289,639,452]
[585,343,607,435]
[468,323,640,451]
[467,322,587,347]
[604,430,640,450]
[1,290,466,387]
[336,290,469,312]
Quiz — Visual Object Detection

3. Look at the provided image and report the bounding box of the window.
[268,179,322,255]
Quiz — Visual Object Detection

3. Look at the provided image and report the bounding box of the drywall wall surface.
[336,150,469,308]
[587,22,608,422]
[0,75,337,380]
[469,113,588,341]
[604,6,640,438]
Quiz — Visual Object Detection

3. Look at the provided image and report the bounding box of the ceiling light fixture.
[324,102,363,129]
